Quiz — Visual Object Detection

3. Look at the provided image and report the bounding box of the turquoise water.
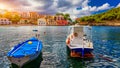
[0,26,120,68]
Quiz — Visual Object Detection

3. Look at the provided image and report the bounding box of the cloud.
[0,0,113,19]
[66,0,83,6]
[82,0,89,8]
[97,3,111,11]
[80,3,111,12]
[60,1,112,20]
[116,3,120,8]
[74,3,112,18]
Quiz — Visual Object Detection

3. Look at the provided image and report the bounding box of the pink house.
[0,18,12,25]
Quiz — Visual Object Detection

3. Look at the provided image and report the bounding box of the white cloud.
[97,3,111,11]
[49,0,58,9]
[116,3,120,8]
[0,0,113,19]
[62,1,112,20]
[59,0,90,20]
[82,0,89,8]
[49,0,112,20]
[66,0,83,5]
[90,6,97,11]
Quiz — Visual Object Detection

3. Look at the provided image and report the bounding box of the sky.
[0,0,120,19]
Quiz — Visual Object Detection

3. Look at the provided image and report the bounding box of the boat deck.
[69,37,93,49]
[7,37,42,58]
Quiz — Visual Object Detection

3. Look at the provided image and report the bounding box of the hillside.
[76,7,120,26]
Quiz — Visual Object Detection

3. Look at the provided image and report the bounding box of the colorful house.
[46,18,57,26]
[29,12,39,19]
[54,15,64,21]
[19,12,30,18]
[45,15,57,26]
[57,20,68,26]
[0,18,12,25]
[54,15,68,26]
[38,18,46,26]
[18,18,31,24]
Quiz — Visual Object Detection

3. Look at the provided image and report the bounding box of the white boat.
[66,25,94,58]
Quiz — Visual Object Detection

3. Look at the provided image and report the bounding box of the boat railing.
[10,42,25,57]
[36,41,40,52]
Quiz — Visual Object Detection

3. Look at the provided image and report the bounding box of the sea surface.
[0,26,120,68]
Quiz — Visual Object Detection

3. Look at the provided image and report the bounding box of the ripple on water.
[0,58,3,64]
[1,26,120,68]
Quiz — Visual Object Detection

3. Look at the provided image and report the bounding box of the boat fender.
[66,38,70,44]
[71,35,73,39]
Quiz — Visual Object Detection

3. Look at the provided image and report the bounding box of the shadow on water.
[66,47,94,68]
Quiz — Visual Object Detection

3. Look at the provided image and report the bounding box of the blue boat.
[7,37,42,67]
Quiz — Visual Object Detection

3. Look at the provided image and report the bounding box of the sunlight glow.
[0,4,7,9]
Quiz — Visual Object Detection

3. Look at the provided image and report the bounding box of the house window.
[54,17,56,20]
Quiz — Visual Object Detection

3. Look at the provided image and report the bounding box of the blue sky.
[0,0,120,19]
[89,0,120,14]
[89,0,120,7]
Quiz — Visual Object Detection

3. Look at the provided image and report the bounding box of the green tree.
[3,12,21,24]
[56,13,64,16]
[3,12,12,20]
[79,7,120,23]
[0,14,3,18]
[11,14,21,24]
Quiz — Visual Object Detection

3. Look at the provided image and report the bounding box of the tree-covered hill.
[77,7,120,23]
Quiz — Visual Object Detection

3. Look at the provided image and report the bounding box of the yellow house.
[45,15,57,26]
[19,18,31,24]
[38,18,46,26]
[46,18,57,26]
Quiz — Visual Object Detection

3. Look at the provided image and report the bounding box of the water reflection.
[0,26,120,68]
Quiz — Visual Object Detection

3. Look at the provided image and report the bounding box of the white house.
[0,18,12,25]
[38,18,46,26]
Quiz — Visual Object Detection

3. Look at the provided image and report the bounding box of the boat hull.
[10,52,43,68]
[70,51,94,58]
[71,48,93,53]
[66,44,93,53]
[67,45,94,58]
[8,56,29,67]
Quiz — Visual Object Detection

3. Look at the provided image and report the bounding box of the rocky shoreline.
[79,21,120,26]
[1,21,120,26]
